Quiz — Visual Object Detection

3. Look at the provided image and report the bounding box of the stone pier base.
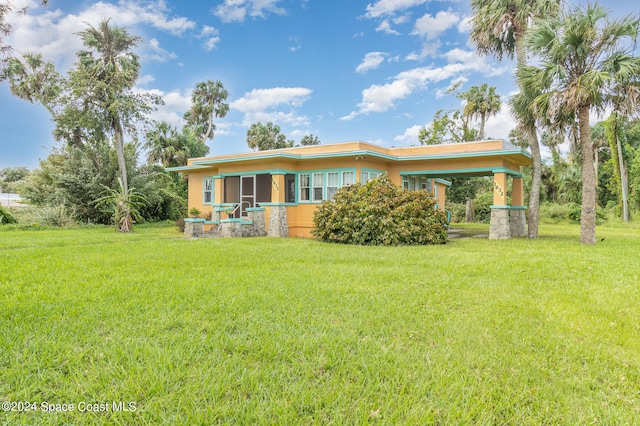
[489,208,511,240]
[268,205,288,237]
[509,209,527,237]
[184,218,205,238]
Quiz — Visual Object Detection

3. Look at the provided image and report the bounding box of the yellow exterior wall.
[175,140,532,237]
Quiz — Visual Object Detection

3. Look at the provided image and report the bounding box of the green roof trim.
[166,165,210,172]
[189,148,531,167]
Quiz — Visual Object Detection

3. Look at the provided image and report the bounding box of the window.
[299,173,310,201]
[326,172,339,199]
[203,178,213,204]
[285,174,296,203]
[362,170,382,183]
[313,173,324,201]
[402,176,409,190]
[342,171,355,186]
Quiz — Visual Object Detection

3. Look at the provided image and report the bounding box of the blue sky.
[0,0,637,169]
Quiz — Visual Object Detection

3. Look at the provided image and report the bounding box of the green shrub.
[312,174,448,245]
[473,192,494,223]
[0,205,18,224]
[447,202,466,223]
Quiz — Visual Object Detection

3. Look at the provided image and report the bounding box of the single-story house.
[168,139,532,240]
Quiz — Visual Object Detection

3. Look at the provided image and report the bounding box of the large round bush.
[312,174,448,245]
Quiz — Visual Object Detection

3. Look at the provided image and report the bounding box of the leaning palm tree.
[521,3,640,244]
[470,0,562,238]
[76,19,142,193]
[184,79,229,145]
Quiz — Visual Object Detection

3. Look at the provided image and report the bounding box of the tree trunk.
[202,117,213,145]
[616,128,630,222]
[479,112,486,140]
[465,197,474,222]
[515,32,541,239]
[526,126,541,238]
[578,106,596,244]
[113,119,128,192]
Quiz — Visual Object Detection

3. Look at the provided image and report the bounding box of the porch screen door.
[240,175,255,217]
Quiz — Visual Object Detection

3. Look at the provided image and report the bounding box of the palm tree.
[470,0,562,238]
[76,19,142,193]
[184,80,229,145]
[145,121,182,167]
[522,3,640,244]
[463,83,501,139]
[3,53,61,117]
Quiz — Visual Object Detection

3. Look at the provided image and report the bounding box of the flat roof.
[167,140,532,172]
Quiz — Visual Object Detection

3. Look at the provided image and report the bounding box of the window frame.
[203,177,213,204]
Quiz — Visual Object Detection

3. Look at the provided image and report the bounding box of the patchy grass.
[1,223,640,424]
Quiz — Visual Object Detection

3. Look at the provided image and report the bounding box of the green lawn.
[1,223,639,424]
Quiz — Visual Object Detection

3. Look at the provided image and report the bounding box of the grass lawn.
[1,222,639,424]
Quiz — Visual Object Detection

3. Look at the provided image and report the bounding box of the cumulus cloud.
[341,49,501,120]
[375,19,400,35]
[394,124,424,143]
[364,0,428,19]
[147,38,177,62]
[6,0,196,70]
[356,52,388,74]
[412,10,459,40]
[230,87,313,126]
[199,26,221,51]
[212,0,286,23]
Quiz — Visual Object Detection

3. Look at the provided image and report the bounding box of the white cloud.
[341,51,501,120]
[412,10,459,40]
[458,15,472,33]
[364,0,427,19]
[356,52,388,74]
[230,87,312,126]
[212,0,286,23]
[137,87,190,125]
[147,38,177,62]
[435,76,468,98]
[376,19,400,35]
[137,74,156,85]
[482,103,515,141]
[6,0,196,70]
[394,124,423,143]
[442,48,477,64]
[198,26,221,51]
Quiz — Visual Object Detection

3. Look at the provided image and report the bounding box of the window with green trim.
[327,172,339,199]
[341,171,355,186]
[312,173,324,201]
[299,173,310,201]
[203,178,213,204]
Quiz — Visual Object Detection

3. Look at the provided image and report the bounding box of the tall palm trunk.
[612,116,630,222]
[515,33,541,238]
[526,126,541,238]
[479,112,486,139]
[578,106,596,244]
[113,117,128,192]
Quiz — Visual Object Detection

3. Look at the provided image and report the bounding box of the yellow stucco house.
[169,139,532,240]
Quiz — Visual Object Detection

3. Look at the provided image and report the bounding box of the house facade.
[169,140,532,240]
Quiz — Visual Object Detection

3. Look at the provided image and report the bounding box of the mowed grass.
[1,223,640,425]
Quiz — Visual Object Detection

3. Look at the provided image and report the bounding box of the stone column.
[509,208,527,237]
[268,205,289,237]
[489,207,512,240]
[509,177,527,237]
[247,208,267,237]
[184,218,204,238]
